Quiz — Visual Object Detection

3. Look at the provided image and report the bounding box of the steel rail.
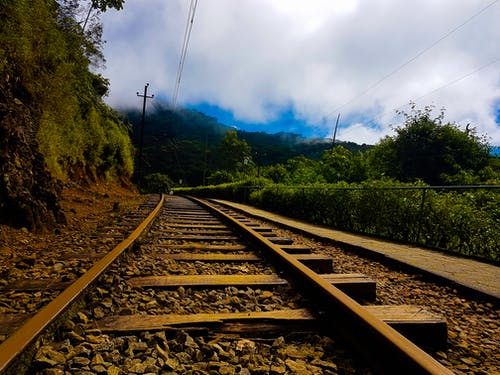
[191,196,454,375]
[0,194,165,374]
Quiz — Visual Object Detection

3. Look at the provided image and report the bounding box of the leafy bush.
[184,179,499,261]
[252,182,499,260]
[422,190,500,260]
[175,177,271,202]
[37,105,134,182]
[1,0,134,184]
[142,173,174,193]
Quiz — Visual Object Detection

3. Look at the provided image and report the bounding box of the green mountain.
[124,105,371,186]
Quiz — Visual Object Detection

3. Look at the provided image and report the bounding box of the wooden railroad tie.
[94,309,314,332]
[251,227,274,233]
[92,306,446,348]
[0,279,72,292]
[158,235,240,242]
[127,274,288,288]
[364,305,447,349]
[293,254,333,273]
[155,244,248,251]
[279,245,312,254]
[162,224,228,229]
[167,216,219,221]
[0,314,31,335]
[154,253,262,262]
[231,216,252,222]
[160,229,235,236]
[126,273,372,302]
[161,220,222,225]
[0,274,367,303]
[319,273,376,302]
[266,237,294,245]
[153,253,333,273]
[166,210,213,215]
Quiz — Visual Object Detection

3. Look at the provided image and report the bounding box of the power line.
[324,0,499,120]
[412,56,500,103]
[172,0,198,107]
[349,56,500,133]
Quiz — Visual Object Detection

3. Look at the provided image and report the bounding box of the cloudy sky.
[98,0,500,145]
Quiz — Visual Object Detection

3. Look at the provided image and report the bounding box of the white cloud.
[337,122,392,145]
[99,0,500,144]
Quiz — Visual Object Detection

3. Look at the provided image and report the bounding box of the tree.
[320,145,369,183]
[320,146,354,182]
[142,173,173,193]
[284,156,325,184]
[216,131,254,173]
[91,0,125,11]
[367,105,491,185]
[262,164,288,183]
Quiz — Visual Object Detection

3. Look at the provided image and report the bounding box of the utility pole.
[332,113,340,146]
[136,83,154,189]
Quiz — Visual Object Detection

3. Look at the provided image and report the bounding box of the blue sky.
[99,0,500,146]
[189,102,329,138]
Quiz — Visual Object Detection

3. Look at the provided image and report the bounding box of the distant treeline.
[124,104,371,187]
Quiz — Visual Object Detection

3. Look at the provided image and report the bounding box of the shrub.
[142,173,174,193]
[192,179,499,261]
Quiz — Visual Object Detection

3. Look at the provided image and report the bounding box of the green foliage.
[422,190,500,260]
[0,0,133,183]
[100,115,134,178]
[141,173,173,193]
[261,164,288,183]
[216,131,254,173]
[367,105,491,185]
[176,177,271,203]
[319,145,368,183]
[249,182,499,260]
[180,179,499,261]
[207,170,236,185]
[91,0,126,11]
[283,156,325,184]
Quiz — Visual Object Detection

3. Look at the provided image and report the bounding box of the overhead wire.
[324,0,500,120]
[342,56,500,135]
[411,56,500,103]
[172,0,198,107]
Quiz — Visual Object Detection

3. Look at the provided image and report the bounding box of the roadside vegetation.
[175,106,500,261]
[0,0,130,230]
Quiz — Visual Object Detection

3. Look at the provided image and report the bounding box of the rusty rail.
[191,196,454,375]
[0,195,165,374]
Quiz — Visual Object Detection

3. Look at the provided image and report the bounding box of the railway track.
[0,195,456,374]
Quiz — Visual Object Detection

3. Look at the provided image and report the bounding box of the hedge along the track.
[176,180,499,261]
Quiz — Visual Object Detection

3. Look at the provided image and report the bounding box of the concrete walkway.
[215,200,500,301]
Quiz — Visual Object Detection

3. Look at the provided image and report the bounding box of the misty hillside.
[123,105,371,186]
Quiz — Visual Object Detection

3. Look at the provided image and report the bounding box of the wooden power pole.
[332,113,340,146]
[136,83,154,189]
